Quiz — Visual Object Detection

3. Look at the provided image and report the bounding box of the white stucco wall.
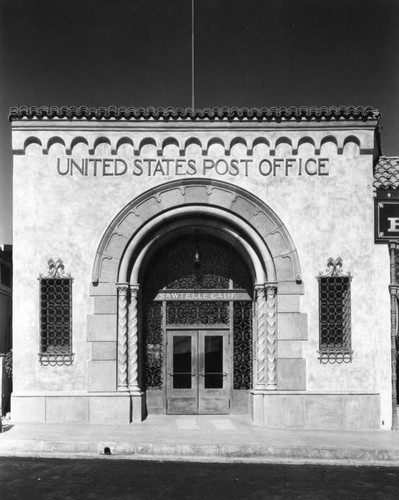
[11,117,392,427]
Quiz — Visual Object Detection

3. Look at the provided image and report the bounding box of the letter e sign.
[375,200,399,242]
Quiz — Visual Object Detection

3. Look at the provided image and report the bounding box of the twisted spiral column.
[255,284,267,389]
[116,283,129,391]
[128,284,141,394]
[266,283,278,390]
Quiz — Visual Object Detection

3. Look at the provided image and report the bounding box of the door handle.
[168,373,196,377]
[200,372,228,377]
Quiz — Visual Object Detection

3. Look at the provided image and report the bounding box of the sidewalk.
[1,414,399,464]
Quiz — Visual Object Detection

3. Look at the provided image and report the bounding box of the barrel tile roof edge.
[8,105,380,122]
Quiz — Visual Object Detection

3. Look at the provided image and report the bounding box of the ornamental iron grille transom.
[166,301,230,326]
[317,257,353,363]
[142,237,253,391]
[39,259,74,366]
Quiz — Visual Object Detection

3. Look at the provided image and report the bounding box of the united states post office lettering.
[56,156,330,177]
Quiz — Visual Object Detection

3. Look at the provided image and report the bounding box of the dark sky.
[0,0,398,243]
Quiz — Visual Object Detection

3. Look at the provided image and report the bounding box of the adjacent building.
[0,244,12,416]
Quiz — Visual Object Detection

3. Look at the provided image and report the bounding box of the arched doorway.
[140,234,254,415]
[90,179,305,423]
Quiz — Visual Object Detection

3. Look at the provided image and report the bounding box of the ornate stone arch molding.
[122,207,271,285]
[91,179,302,285]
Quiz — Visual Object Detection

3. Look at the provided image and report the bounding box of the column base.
[250,391,265,425]
[131,391,145,423]
[117,386,129,392]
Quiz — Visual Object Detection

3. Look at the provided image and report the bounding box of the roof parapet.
[9,105,380,122]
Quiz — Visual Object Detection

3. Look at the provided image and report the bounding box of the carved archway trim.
[92,179,302,284]
[119,206,273,284]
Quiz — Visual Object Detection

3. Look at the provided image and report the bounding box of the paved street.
[0,457,399,499]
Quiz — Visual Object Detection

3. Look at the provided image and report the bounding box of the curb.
[1,439,399,463]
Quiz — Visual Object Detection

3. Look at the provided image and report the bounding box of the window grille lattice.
[40,278,73,365]
[166,243,229,289]
[145,302,163,390]
[166,301,229,326]
[233,301,252,389]
[143,238,253,295]
[318,275,352,363]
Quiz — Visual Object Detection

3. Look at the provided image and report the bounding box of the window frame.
[38,259,74,366]
[317,257,353,364]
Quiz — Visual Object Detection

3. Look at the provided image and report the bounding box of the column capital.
[129,283,140,294]
[116,282,129,293]
[254,284,265,297]
[265,281,278,291]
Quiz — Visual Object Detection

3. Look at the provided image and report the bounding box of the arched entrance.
[90,179,304,423]
[140,233,254,415]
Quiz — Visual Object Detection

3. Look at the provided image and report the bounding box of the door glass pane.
[204,336,223,388]
[173,336,192,389]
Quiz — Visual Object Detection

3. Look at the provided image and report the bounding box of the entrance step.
[173,416,238,431]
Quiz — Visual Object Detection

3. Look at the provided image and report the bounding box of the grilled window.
[317,257,353,363]
[39,259,73,366]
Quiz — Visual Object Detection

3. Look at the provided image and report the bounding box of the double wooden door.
[166,329,230,414]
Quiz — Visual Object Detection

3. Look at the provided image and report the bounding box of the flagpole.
[192,0,195,109]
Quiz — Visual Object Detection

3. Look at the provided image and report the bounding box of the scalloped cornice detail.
[9,105,380,122]
[16,133,369,156]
